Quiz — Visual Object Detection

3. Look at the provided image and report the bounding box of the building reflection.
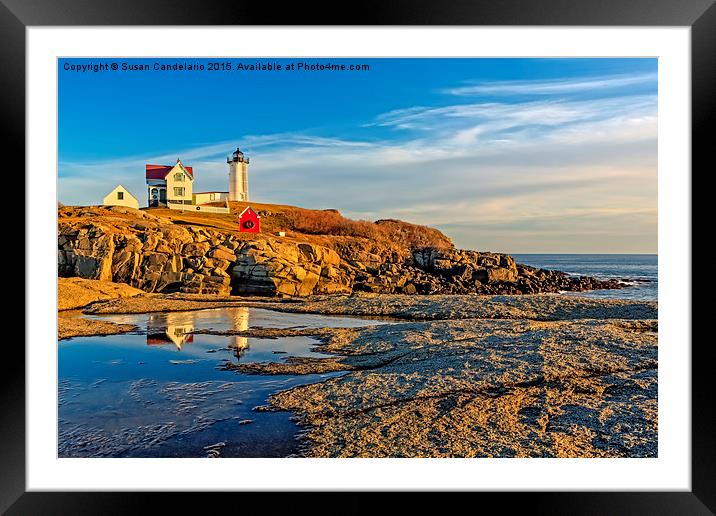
[145,307,251,357]
[146,312,195,350]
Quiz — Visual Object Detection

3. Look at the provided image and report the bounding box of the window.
[174,173,184,182]
[174,187,185,197]
[117,191,124,200]
[209,193,215,200]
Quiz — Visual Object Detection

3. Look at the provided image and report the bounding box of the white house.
[145,159,194,208]
[193,191,230,205]
[146,312,194,350]
[102,184,139,209]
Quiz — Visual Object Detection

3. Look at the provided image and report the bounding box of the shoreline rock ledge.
[58,207,624,297]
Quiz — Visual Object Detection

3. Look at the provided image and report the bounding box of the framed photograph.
[7,0,710,511]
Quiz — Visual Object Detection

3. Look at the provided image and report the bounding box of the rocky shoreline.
[63,284,657,458]
[58,206,625,298]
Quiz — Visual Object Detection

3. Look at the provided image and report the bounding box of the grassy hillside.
[131,201,454,254]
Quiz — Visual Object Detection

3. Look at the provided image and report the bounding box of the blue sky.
[58,58,657,253]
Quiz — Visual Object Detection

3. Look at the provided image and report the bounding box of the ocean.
[511,254,657,302]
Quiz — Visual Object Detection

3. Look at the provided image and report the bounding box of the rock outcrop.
[58,206,623,297]
[404,248,622,295]
[336,247,621,296]
[59,219,231,295]
[231,239,352,296]
[58,277,144,311]
[266,315,658,458]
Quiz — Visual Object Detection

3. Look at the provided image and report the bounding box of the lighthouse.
[227,147,250,201]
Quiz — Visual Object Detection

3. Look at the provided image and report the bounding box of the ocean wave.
[563,271,654,283]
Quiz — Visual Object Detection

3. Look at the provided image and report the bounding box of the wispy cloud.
[442,72,657,96]
[370,95,656,135]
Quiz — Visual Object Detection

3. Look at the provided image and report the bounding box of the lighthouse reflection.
[145,307,250,358]
[227,307,250,358]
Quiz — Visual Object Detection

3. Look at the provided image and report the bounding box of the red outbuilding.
[238,206,261,233]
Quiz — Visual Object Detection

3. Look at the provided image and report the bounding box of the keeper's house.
[145,160,194,208]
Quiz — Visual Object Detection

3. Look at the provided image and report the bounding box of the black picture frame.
[5,0,709,512]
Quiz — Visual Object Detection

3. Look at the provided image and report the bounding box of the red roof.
[146,335,194,345]
[239,206,260,218]
[145,164,194,180]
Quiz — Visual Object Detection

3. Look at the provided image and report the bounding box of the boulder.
[208,245,236,262]
[182,241,211,257]
[72,248,113,281]
[486,267,518,283]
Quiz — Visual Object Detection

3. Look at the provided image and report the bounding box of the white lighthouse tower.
[227,147,250,201]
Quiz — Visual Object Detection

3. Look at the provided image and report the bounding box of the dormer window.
[174,172,184,182]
